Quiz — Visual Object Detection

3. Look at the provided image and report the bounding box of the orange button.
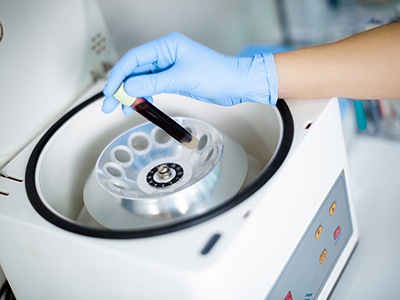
[315,225,323,240]
[329,202,337,216]
[319,249,327,264]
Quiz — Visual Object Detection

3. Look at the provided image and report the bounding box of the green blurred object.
[353,100,367,131]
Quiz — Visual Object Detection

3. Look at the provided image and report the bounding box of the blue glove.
[102,32,278,114]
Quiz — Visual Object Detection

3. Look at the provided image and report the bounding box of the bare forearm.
[275,22,400,100]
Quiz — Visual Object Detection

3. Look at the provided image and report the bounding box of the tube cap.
[113,82,136,106]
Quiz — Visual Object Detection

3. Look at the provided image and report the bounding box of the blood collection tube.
[112,82,199,150]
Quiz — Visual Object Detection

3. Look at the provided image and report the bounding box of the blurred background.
[98,0,400,54]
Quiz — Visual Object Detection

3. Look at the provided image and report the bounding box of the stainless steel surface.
[83,117,249,230]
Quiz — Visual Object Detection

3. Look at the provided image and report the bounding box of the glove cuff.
[261,53,278,106]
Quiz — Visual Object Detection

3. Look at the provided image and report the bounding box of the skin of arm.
[274,22,400,100]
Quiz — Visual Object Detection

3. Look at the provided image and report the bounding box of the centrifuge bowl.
[83,117,248,230]
[25,90,293,238]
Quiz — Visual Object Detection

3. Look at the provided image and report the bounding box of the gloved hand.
[102,32,278,114]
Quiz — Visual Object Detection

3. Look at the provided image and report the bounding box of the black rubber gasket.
[25,94,294,239]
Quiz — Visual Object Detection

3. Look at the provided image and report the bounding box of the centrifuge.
[0,1,358,299]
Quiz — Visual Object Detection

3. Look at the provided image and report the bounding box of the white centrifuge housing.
[0,1,358,299]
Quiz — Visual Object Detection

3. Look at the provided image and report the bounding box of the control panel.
[266,171,353,299]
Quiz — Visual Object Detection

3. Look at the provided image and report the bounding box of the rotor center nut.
[157,164,171,180]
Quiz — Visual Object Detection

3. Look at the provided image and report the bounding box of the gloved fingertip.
[101,96,120,114]
[122,105,135,115]
[124,75,160,99]
[103,67,127,96]
[103,83,112,96]
[124,77,141,95]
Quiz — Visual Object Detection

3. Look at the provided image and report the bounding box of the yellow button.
[329,202,337,216]
[320,249,327,264]
[315,225,323,240]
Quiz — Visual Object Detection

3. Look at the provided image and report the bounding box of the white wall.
[97,0,281,56]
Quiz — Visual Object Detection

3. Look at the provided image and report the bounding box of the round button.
[315,225,323,240]
[319,249,327,264]
[329,202,337,216]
